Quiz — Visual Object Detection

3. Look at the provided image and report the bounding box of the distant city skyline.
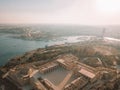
[0,0,120,25]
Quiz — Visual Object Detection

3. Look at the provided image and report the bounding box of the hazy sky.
[0,0,120,25]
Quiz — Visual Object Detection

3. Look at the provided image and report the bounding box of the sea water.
[0,33,94,66]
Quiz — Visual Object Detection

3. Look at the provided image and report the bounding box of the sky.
[0,0,120,25]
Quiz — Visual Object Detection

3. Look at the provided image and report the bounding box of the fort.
[1,54,117,90]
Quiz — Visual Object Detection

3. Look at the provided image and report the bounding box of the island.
[0,39,120,90]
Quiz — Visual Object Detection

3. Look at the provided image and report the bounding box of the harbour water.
[0,34,93,66]
[0,25,119,66]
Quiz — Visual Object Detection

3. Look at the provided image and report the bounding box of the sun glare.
[96,0,120,15]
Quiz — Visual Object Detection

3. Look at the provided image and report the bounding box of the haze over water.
[0,25,100,66]
[0,0,120,66]
[0,24,120,66]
